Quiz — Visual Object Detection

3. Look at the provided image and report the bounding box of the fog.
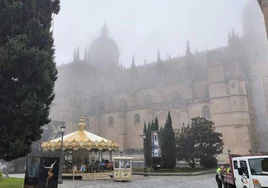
[54,0,249,67]
[3,0,268,175]
[48,0,268,157]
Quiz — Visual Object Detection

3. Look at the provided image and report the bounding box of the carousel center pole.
[58,123,65,184]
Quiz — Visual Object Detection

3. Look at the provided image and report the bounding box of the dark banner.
[151,131,161,157]
[24,157,60,188]
[24,156,41,188]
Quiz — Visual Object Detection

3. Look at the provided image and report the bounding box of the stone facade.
[257,0,268,37]
[50,2,268,161]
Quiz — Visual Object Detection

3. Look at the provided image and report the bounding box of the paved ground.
[57,174,216,188]
[9,173,216,188]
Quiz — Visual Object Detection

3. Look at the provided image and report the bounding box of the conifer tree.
[0,0,60,161]
[161,112,176,170]
[146,121,152,166]
[143,122,148,166]
[151,119,156,131]
[155,117,159,131]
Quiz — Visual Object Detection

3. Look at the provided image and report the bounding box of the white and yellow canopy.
[41,117,119,151]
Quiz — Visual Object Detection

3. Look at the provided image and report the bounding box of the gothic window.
[108,117,114,128]
[134,114,140,124]
[202,106,210,119]
[144,95,153,106]
[172,90,181,102]
[120,98,128,109]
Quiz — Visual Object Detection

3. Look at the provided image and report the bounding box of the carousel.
[41,117,119,180]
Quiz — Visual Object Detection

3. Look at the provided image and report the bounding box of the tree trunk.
[189,159,195,168]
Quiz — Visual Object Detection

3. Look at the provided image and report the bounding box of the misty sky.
[53,0,255,67]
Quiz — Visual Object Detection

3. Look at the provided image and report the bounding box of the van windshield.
[248,158,268,176]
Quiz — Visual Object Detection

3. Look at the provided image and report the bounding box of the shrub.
[0,169,2,179]
[200,155,218,168]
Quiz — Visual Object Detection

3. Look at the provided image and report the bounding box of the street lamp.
[139,133,148,177]
[58,123,65,184]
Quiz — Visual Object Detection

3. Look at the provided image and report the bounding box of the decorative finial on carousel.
[78,117,86,131]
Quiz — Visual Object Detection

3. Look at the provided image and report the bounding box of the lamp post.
[140,133,148,177]
[58,123,65,184]
[227,149,231,164]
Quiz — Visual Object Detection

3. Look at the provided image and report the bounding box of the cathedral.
[50,1,268,161]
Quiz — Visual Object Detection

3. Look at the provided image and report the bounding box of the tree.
[0,0,60,161]
[143,122,149,166]
[30,121,63,156]
[176,117,224,168]
[161,111,176,170]
[154,117,159,131]
[143,117,161,168]
[146,121,152,166]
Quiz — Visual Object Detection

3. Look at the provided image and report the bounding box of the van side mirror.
[238,168,243,175]
[238,167,249,178]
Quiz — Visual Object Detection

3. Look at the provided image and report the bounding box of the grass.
[0,178,24,188]
[133,167,212,173]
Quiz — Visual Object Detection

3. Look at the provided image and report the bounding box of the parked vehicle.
[222,154,268,188]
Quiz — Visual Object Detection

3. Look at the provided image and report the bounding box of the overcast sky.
[53,0,256,67]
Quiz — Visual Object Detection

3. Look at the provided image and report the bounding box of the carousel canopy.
[41,117,119,151]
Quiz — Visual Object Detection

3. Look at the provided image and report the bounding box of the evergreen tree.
[146,121,152,166]
[176,117,224,168]
[0,0,60,161]
[143,122,149,166]
[154,117,159,131]
[161,111,176,170]
[151,119,156,131]
[143,122,147,135]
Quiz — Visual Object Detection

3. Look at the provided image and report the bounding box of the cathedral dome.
[88,24,120,68]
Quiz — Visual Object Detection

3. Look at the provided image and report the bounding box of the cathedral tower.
[206,51,251,159]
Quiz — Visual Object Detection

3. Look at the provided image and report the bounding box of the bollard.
[72,167,75,181]
[94,170,96,181]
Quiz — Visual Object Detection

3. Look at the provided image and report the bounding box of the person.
[215,166,224,188]
[80,164,85,172]
[125,161,130,168]
[44,160,57,188]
